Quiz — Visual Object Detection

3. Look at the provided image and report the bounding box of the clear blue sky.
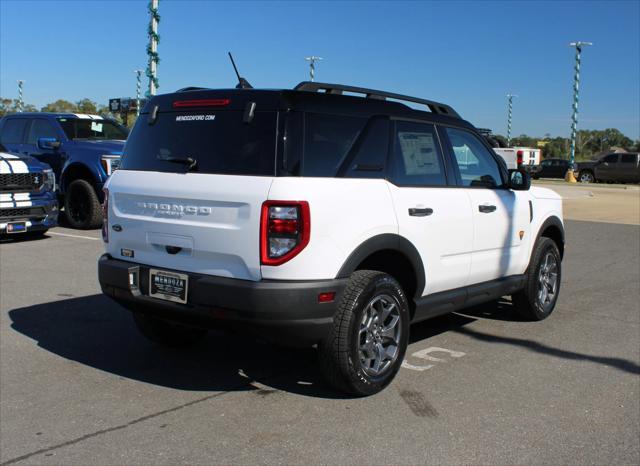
[1,0,638,139]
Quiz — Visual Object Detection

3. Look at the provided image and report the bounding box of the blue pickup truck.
[0,143,58,237]
[0,113,128,229]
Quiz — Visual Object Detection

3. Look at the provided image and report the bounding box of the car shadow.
[8,294,351,399]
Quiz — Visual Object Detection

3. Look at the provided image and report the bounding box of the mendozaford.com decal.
[175,114,216,121]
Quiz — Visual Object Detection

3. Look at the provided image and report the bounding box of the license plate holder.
[6,222,27,234]
[149,269,188,304]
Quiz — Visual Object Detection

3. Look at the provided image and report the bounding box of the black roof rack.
[294,81,461,119]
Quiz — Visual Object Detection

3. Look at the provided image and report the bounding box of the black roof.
[144,82,473,129]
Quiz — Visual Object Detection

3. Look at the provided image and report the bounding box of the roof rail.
[294,81,461,118]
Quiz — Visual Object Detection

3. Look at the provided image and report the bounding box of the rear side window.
[342,117,389,179]
[445,127,503,188]
[302,113,365,177]
[620,154,637,163]
[121,111,278,176]
[0,119,28,144]
[603,154,619,163]
[27,119,58,144]
[390,121,447,186]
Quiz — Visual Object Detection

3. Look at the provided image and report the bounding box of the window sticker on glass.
[90,121,103,132]
[397,132,440,175]
[175,115,216,122]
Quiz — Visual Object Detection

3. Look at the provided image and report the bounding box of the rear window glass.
[121,111,278,176]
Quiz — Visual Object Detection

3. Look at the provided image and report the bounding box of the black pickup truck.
[576,152,640,183]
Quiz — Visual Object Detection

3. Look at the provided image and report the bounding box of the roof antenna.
[228,52,253,89]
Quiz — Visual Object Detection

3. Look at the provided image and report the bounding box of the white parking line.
[48,231,101,241]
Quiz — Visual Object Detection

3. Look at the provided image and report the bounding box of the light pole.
[305,56,323,82]
[146,0,160,96]
[134,69,143,116]
[566,41,593,182]
[17,80,24,112]
[506,93,518,146]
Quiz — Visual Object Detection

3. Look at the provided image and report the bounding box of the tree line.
[0,97,137,127]
[1,96,639,158]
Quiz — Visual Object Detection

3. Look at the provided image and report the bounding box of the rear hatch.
[105,90,282,281]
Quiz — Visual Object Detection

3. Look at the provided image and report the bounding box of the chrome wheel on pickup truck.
[579,171,595,183]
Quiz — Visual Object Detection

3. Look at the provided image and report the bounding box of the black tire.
[579,170,595,183]
[64,179,102,229]
[512,237,562,321]
[132,312,207,347]
[318,270,410,396]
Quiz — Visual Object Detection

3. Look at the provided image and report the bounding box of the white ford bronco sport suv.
[98,82,564,396]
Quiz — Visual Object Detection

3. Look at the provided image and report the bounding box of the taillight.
[517,150,524,166]
[260,201,310,266]
[101,187,109,243]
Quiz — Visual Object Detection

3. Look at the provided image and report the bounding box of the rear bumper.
[0,193,58,234]
[98,255,347,346]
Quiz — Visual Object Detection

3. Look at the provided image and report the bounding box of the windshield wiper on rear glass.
[161,155,198,171]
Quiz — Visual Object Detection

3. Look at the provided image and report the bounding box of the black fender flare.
[335,233,425,299]
[536,215,565,257]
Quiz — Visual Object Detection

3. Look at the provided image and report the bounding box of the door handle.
[408,207,434,217]
[478,205,497,213]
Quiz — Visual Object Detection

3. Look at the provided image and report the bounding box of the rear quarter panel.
[261,178,397,280]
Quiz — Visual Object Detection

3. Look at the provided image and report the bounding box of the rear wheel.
[132,312,207,347]
[579,171,595,183]
[512,237,561,321]
[318,270,410,396]
[64,179,102,229]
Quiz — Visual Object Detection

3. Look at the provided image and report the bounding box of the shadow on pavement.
[453,326,640,375]
[8,294,346,398]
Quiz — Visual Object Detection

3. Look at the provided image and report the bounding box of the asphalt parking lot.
[1,196,639,464]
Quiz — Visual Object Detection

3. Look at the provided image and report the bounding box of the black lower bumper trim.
[98,255,346,345]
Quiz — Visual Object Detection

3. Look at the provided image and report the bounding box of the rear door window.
[390,121,447,186]
[620,154,637,163]
[121,110,278,176]
[603,154,619,163]
[0,119,28,144]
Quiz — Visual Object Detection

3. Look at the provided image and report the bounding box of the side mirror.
[508,169,531,191]
[37,137,61,151]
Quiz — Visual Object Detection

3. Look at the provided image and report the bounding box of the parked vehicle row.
[0,113,127,229]
[98,82,565,396]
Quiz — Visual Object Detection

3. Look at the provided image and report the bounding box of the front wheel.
[318,270,410,396]
[64,179,102,229]
[512,237,562,321]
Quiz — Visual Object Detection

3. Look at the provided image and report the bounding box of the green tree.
[0,98,37,117]
[41,99,77,113]
[76,98,98,114]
